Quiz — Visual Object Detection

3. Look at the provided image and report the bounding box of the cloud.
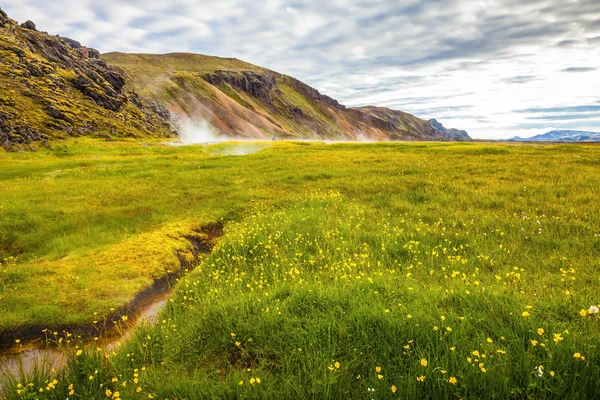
[562,67,596,73]
[1,0,600,139]
[517,105,600,113]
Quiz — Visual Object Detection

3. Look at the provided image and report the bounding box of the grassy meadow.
[1,139,599,399]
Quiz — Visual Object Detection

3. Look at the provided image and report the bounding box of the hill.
[1,8,469,146]
[0,8,173,150]
[105,52,459,141]
[508,129,600,142]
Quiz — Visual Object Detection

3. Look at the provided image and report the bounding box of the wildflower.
[407,314,413,319]
[589,305,599,314]
[420,359,428,367]
[449,377,457,385]
[574,352,581,359]
[450,347,456,351]
[537,328,544,336]
[378,374,384,379]
[553,333,564,343]
[136,387,142,392]
[497,349,506,354]
[521,311,530,317]
[536,366,543,378]
[446,327,452,332]
[487,338,493,343]
[391,385,397,393]
[376,366,381,373]
[15,339,20,344]
[250,378,256,384]
[416,375,425,382]
[531,340,538,346]
[88,375,94,381]
[549,371,555,377]
[440,315,446,321]
[334,361,340,369]
[76,350,83,356]
[106,389,113,397]
[579,309,587,317]
[256,377,261,384]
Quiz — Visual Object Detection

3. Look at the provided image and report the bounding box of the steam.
[176,117,226,144]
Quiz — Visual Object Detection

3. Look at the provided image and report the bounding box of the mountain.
[508,130,600,142]
[0,8,174,150]
[428,119,471,141]
[105,52,459,141]
[1,8,468,147]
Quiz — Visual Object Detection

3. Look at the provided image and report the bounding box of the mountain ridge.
[508,129,600,142]
[1,9,470,147]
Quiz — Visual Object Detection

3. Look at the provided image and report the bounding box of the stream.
[0,289,171,391]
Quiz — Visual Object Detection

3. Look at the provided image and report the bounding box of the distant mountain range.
[508,130,600,142]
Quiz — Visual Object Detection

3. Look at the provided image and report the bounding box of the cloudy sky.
[3,0,600,138]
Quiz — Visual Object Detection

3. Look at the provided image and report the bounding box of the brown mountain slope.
[104,52,459,141]
[0,9,173,150]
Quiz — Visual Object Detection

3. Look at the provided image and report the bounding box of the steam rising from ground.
[177,118,226,144]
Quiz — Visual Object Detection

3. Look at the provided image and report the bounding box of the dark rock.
[204,70,277,102]
[428,119,471,141]
[20,20,36,30]
[0,7,7,18]
[74,74,126,111]
[87,48,101,59]
[61,37,81,49]
[46,106,71,122]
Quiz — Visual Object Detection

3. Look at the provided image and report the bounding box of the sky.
[2,0,600,139]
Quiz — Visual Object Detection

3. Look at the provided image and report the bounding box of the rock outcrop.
[0,10,173,148]
[428,119,471,141]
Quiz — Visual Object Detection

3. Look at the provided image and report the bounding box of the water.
[0,290,171,391]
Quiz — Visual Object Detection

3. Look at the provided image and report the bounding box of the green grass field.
[1,140,599,399]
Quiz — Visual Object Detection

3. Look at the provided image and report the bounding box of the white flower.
[589,305,599,314]
[536,366,543,378]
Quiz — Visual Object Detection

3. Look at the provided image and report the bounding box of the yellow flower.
[376,366,381,373]
[573,352,581,359]
[440,315,446,321]
[537,328,544,336]
[449,377,457,385]
[407,314,413,319]
[15,339,20,344]
[579,309,587,317]
[334,361,340,369]
[250,378,256,384]
[420,359,428,367]
[416,375,426,382]
[531,340,538,346]
[378,374,384,379]
[106,389,113,397]
[549,371,555,377]
[472,350,480,357]
[391,385,397,393]
[450,347,456,351]
[136,387,142,392]
[76,349,83,356]
[496,349,506,354]
[89,375,94,381]
[256,377,261,384]
[486,338,493,343]
[433,326,439,331]
[521,311,530,317]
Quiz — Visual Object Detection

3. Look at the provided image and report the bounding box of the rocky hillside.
[0,7,469,146]
[0,8,173,150]
[105,52,466,142]
[429,119,471,141]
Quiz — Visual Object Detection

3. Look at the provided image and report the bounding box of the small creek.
[0,289,171,391]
